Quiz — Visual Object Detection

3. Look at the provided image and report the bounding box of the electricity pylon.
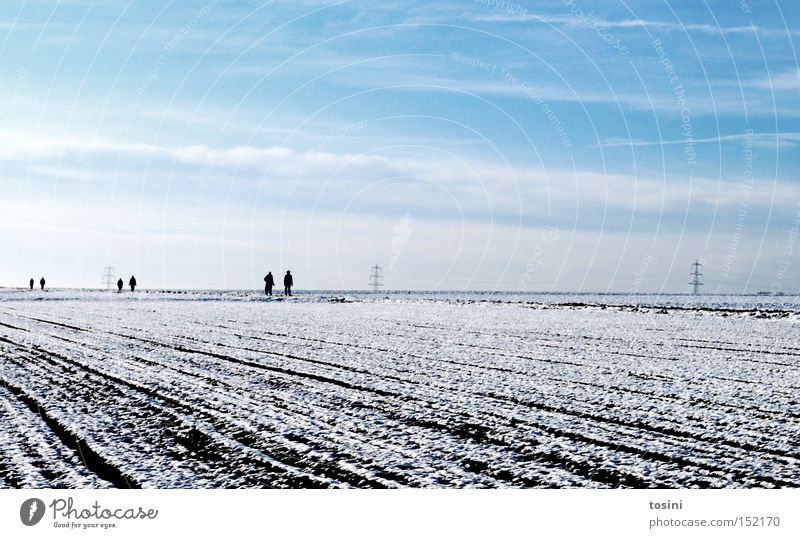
[102,266,116,290]
[369,264,383,292]
[689,259,703,295]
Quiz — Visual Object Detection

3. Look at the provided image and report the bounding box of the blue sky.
[1,0,798,292]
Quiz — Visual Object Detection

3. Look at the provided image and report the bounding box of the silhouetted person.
[117,278,124,293]
[129,275,137,292]
[29,278,34,290]
[264,272,275,296]
[283,270,293,296]
[39,277,46,291]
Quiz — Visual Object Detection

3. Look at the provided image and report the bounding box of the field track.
[1,292,799,488]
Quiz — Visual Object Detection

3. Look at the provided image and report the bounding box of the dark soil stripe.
[0,377,140,489]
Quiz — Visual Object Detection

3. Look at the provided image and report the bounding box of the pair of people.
[264,270,293,296]
[29,277,45,290]
[116,276,137,292]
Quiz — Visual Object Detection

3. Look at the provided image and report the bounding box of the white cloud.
[474,13,795,37]
[1,132,797,291]
[0,194,793,293]
[597,132,800,148]
[752,69,800,91]
[0,133,493,229]
[2,132,798,219]
[0,132,390,172]
[387,77,672,110]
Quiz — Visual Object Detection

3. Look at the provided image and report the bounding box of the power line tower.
[102,266,116,290]
[689,259,703,295]
[369,264,384,292]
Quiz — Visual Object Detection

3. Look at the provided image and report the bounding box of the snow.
[1,289,798,488]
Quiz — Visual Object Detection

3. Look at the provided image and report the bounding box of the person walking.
[117,278,124,293]
[129,275,137,292]
[264,271,275,296]
[283,270,293,296]
[29,278,34,290]
[39,277,46,291]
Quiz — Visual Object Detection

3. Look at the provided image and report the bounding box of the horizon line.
[0,286,794,297]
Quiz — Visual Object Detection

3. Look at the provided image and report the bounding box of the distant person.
[39,277,46,291]
[129,275,137,292]
[264,272,275,296]
[29,278,34,290]
[117,278,124,293]
[283,270,293,296]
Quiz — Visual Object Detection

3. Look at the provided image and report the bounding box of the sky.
[0,0,798,292]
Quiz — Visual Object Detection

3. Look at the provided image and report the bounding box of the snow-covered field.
[1,289,799,488]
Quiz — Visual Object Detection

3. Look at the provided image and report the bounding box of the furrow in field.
[0,384,111,488]
[2,316,663,487]
[2,299,797,489]
[4,321,534,488]
[99,327,800,485]
[172,320,800,461]
[0,371,140,488]
[216,322,798,426]
[0,345,334,488]
[94,314,800,482]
